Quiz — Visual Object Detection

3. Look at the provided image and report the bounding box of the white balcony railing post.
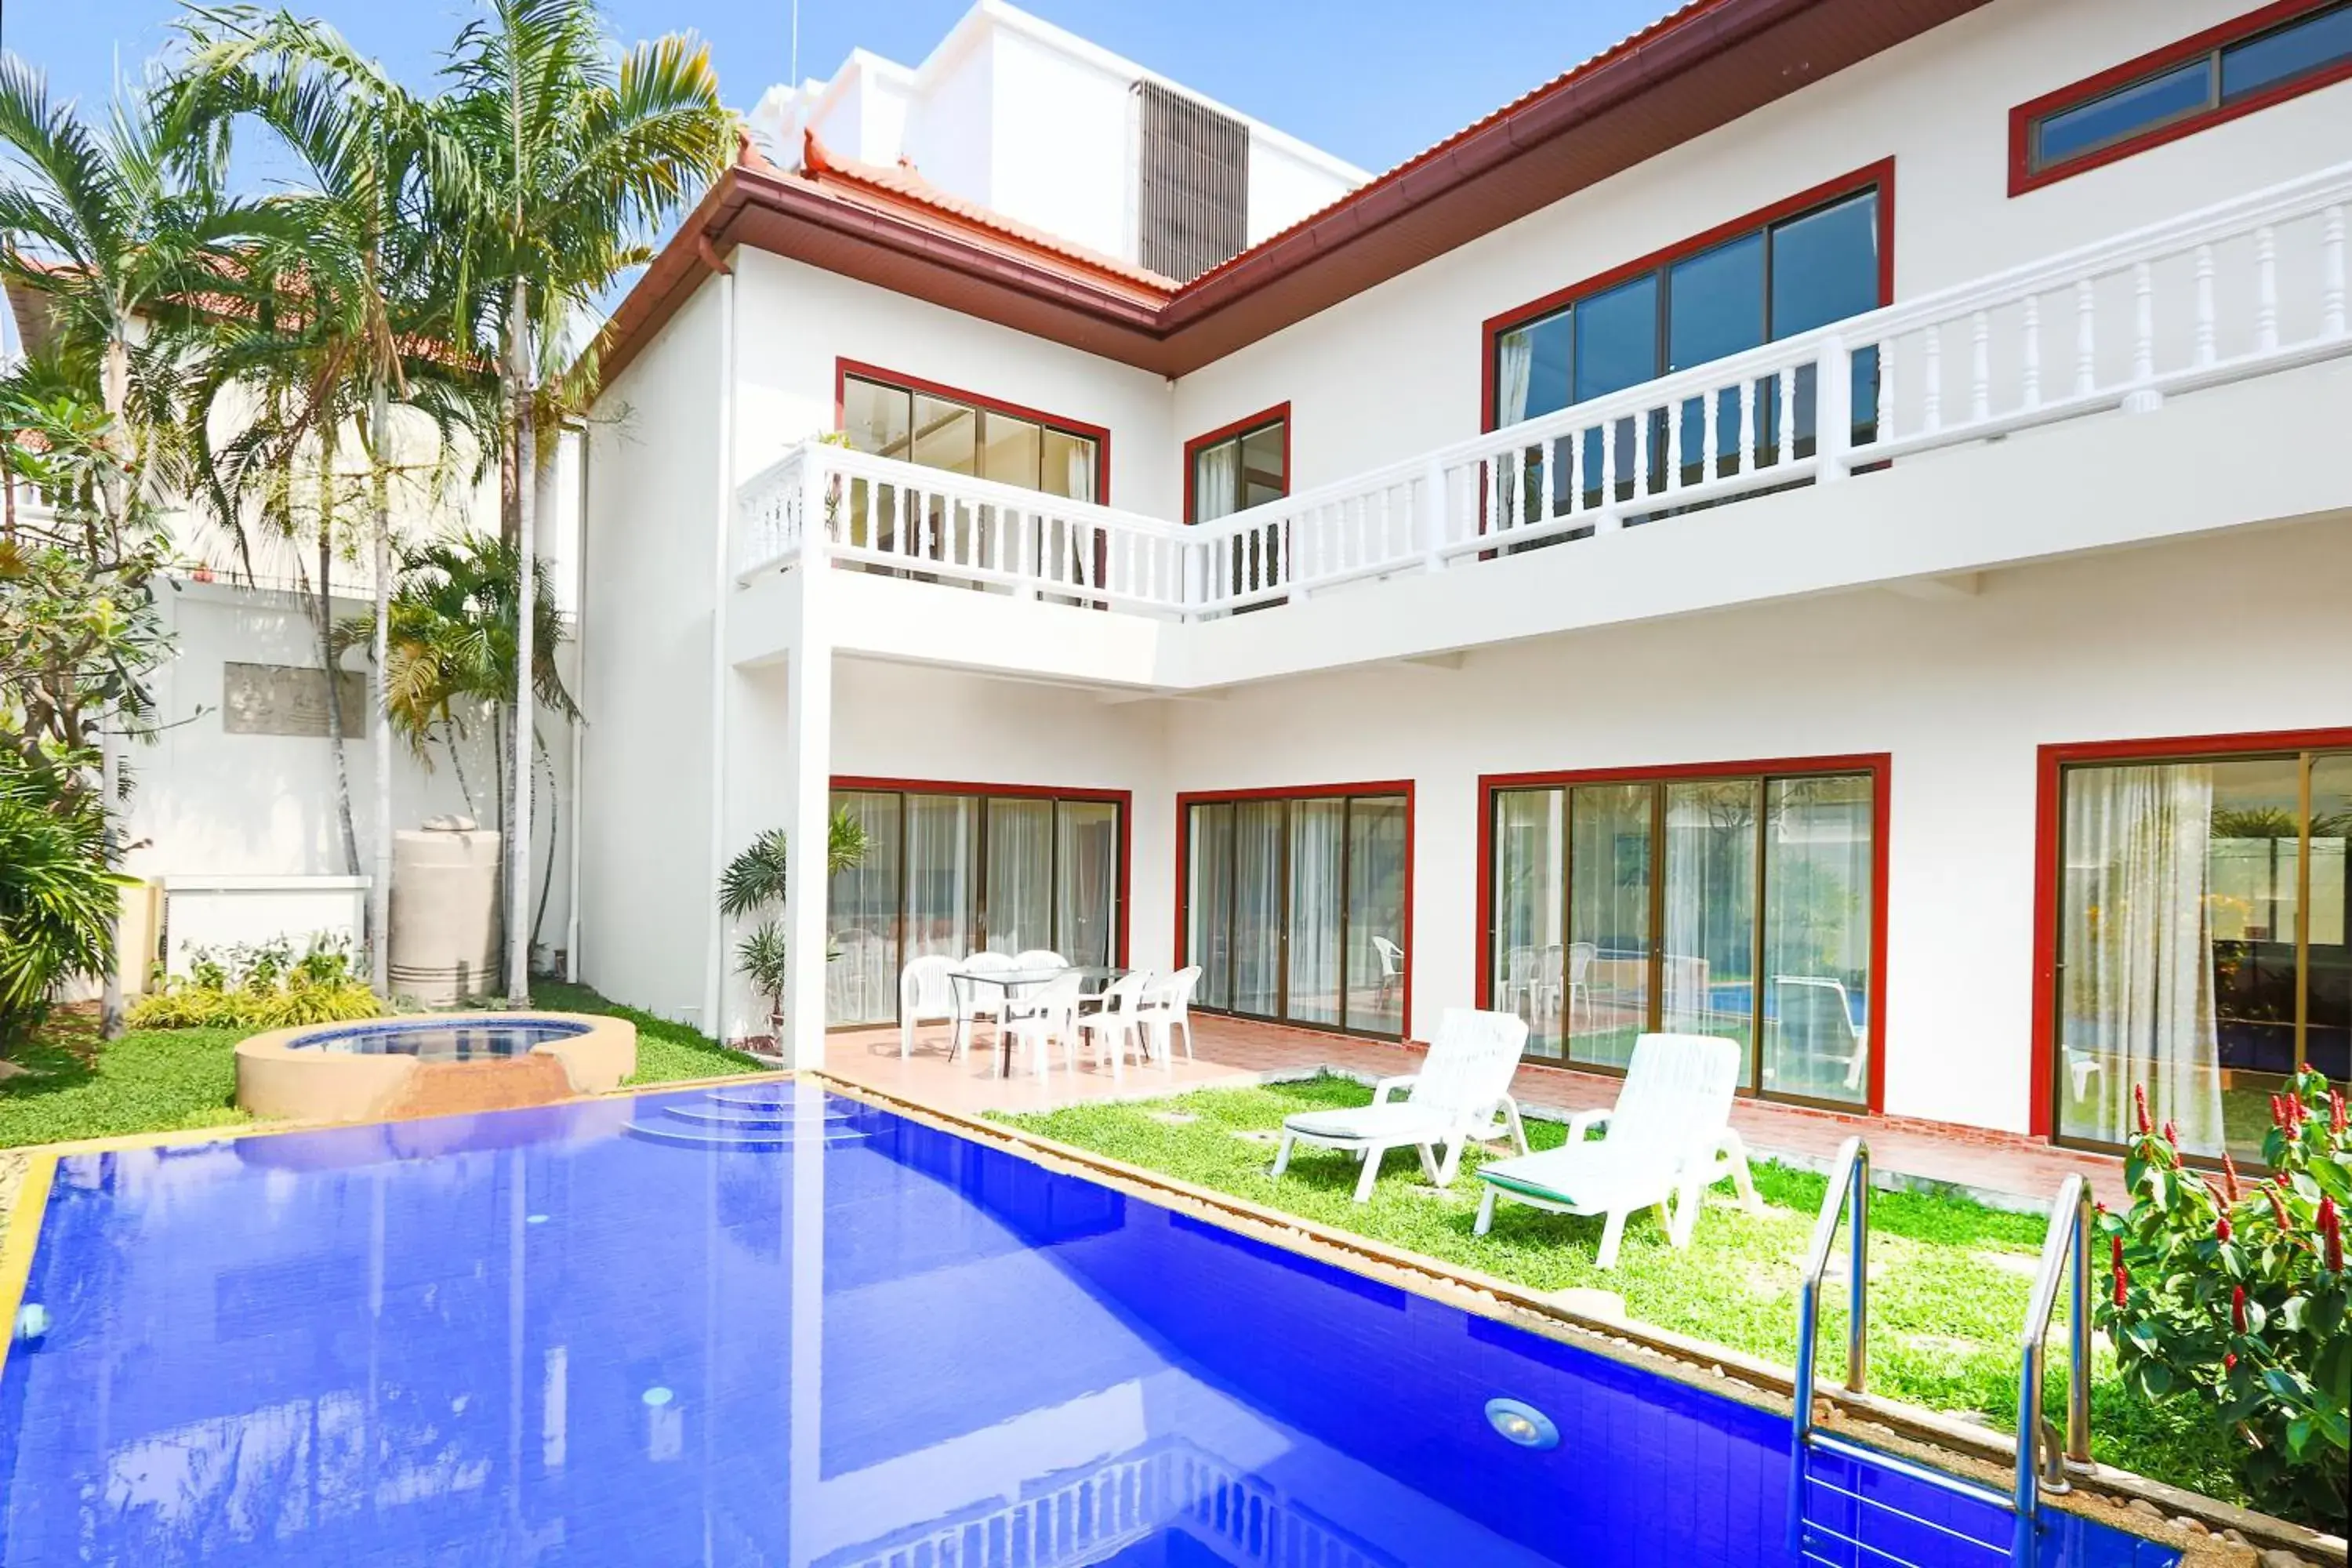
[1817,337,1853,484]
[1422,458,1450,573]
[797,445,829,567]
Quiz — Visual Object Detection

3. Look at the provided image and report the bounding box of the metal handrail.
[1792,1135,1872,1442]
[2012,1174,2095,1563]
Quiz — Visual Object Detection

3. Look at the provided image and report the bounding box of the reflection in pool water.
[0,1087,2178,1567]
[289,1017,591,1061]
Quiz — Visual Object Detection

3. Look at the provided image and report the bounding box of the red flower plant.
[2332,1088,2347,1136]
[2112,1263,2128,1308]
[2163,1118,2180,1149]
[2134,1083,2152,1134]
[2220,1151,2242,1203]
[2269,1185,2292,1232]
[2216,1213,2234,1243]
[2223,1352,2238,1372]
[2231,1285,2248,1333]
[2322,1196,2344,1274]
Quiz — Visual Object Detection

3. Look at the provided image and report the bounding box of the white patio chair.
[1272,1007,1531,1203]
[1000,971,1084,1078]
[1012,949,1067,970]
[1500,945,1538,1021]
[1075,971,1155,1079]
[898,955,960,1059]
[1472,1032,1762,1269]
[1565,941,1597,1034]
[952,950,1018,1058]
[1370,935,1406,1004]
[1134,965,1201,1063]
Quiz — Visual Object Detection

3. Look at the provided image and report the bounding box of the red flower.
[2220,1152,2242,1203]
[2112,1264,2128,1308]
[2332,1088,2347,1136]
[2134,1083,2152,1134]
[2231,1285,2247,1334]
[2269,1185,2292,1232]
[2322,1196,2343,1274]
[2223,1352,2238,1372]
[2110,1234,2123,1270]
[2216,1214,2234,1243]
[2271,1093,2288,1129]
[2162,1119,2180,1149]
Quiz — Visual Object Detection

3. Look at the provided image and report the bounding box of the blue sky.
[2,1,1682,178]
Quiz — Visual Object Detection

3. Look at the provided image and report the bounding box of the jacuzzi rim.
[289,1014,595,1051]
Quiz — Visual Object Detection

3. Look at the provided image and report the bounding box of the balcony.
[733,162,2352,679]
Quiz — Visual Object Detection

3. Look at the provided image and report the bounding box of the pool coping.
[809,1072,2348,1568]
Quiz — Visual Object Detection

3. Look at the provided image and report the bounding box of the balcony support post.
[778,568,833,1071]
[1817,337,1853,484]
[1421,459,1450,574]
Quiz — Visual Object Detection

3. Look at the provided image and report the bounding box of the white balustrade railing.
[735,162,2352,621]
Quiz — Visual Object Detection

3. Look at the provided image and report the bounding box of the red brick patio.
[819,1011,2122,1208]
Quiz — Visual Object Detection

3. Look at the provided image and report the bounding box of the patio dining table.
[949,964,1127,1077]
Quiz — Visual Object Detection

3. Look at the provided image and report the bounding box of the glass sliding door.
[1185,789,1411,1040]
[1231,801,1286,1019]
[826,791,902,1029]
[1761,775,1874,1102]
[2054,750,2346,1162]
[1490,767,1875,1105]
[822,786,1123,1025]
[1493,789,1566,1059]
[1569,783,1653,1070]
[1346,797,1409,1038]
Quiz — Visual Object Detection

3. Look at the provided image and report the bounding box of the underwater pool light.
[1483,1396,1559,1450]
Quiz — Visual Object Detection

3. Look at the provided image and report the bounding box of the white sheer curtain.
[985,800,1054,954]
[1233,802,1284,1015]
[1054,803,1118,966]
[826,792,900,1025]
[2062,764,2224,1152]
[904,796,975,961]
[1497,328,1537,427]
[1288,800,1345,1026]
[1193,441,1240,523]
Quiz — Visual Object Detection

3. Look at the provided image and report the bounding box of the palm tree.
[0,53,271,1031]
[441,0,731,998]
[168,6,497,993]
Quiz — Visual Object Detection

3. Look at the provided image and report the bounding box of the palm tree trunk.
[369,386,394,996]
[96,330,131,1039]
[532,722,558,951]
[506,278,535,1000]
[314,434,361,879]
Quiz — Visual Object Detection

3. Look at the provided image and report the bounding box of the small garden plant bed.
[995,1074,2254,1514]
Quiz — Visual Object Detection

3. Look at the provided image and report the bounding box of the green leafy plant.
[129,934,383,1030]
[721,811,871,1022]
[2098,1069,2351,1523]
[0,758,128,1051]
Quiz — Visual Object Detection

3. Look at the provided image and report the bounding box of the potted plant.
[720,812,870,1047]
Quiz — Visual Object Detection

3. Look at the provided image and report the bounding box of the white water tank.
[390,824,503,1005]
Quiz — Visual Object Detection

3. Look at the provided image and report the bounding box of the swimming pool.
[0,1086,2174,1566]
[290,1017,593,1059]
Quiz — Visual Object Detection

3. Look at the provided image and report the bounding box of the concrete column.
[779,569,833,1069]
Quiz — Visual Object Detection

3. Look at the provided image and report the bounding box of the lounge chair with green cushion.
[1272,1007,1530,1203]
[1473,1031,1762,1268]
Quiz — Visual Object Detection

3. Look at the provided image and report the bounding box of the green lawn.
[0,982,762,1152]
[996,1075,2249,1511]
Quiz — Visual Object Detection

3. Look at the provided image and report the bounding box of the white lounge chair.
[1272,1007,1531,1203]
[1472,1031,1762,1269]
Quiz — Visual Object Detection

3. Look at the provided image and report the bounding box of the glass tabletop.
[950,964,1127,990]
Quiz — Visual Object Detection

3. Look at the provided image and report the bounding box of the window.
[1136,82,1249,282]
[824,782,1127,1027]
[837,363,1106,502]
[1185,407,1288,524]
[2042,739,2351,1163]
[1182,786,1410,1040]
[1483,761,1883,1109]
[1483,168,1888,508]
[2012,2,2352,193]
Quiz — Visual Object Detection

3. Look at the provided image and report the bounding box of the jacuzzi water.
[289,1016,590,1060]
[0,1087,2176,1566]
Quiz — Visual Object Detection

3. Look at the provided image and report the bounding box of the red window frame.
[1473,753,1892,1112]
[833,358,1113,503]
[2027,725,2352,1141]
[1174,780,1417,1041]
[1181,402,1290,524]
[831,775,1133,969]
[2009,0,2352,196]
[1477,160,1897,434]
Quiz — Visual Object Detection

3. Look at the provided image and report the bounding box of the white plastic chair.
[1272,1008,1531,1203]
[953,950,1018,1058]
[1472,1032,1763,1269]
[1000,971,1083,1078]
[1075,971,1155,1079]
[1565,941,1597,1034]
[1773,975,1867,1094]
[898,955,960,1059]
[1370,935,1405,1004]
[1012,949,1067,970]
[1134,965,1201,1063]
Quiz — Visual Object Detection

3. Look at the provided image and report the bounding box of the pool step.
[622,1120,871,1152]
[622,1088,877,1152]
[662,1102,862,1130]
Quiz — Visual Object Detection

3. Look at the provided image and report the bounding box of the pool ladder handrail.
[1791,1134,1872,1450]
[2012,1173,2096,1558]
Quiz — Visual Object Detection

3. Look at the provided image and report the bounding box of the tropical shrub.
[0,760,125,1050]
[2098,1070,2351,1523]
[721,813,872,1023]
[129,935,382,1030]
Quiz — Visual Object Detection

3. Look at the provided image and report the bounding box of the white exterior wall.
[1169,0,2352,485]
[1157,517,2352,1135]
[985,24,1137,265]
[731,249,1180,508]
[576,275,728,1027]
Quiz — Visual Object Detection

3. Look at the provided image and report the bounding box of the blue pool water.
[0,1087,2176,1566]
[291,1016,590,1060]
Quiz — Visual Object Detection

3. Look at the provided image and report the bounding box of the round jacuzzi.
[236,1011,637,1124]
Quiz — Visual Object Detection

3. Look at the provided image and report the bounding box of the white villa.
[42,0,2352,1172]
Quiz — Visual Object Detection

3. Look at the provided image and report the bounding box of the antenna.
[790,0,800,88]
